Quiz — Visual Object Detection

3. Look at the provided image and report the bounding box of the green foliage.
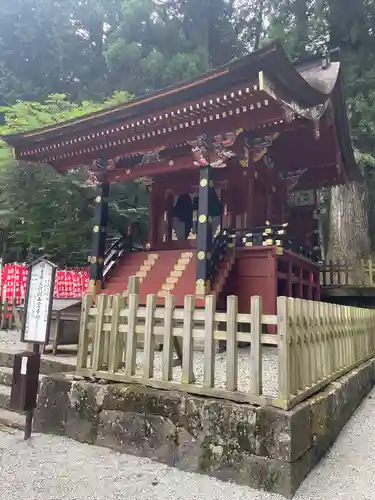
[0,91,132,166]
[0,0,249,103]
[104,0,247,94]
[0,91,147,266]
[0,164,94,265]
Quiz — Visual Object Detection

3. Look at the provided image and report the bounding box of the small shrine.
[2,42,361,318]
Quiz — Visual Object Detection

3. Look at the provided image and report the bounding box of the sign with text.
[288,190,315,207]
[21,259,57,344]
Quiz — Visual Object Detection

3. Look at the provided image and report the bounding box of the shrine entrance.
[171,192,198,242]
[148,175,224,250]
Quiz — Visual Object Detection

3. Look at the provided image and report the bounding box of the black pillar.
[88,181,109,296]
[312,208,321,261]
[196,165,213,296]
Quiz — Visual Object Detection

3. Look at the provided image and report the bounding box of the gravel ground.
[0,330,373,498]
[135,345,278,397]
[0,329,78,366]
[0,329,22,350]
[0,330,279,397]
[0,388,375,499]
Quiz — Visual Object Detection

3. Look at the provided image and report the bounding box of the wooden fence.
[76,289,375,410]
[277,299,375,408]
[321,259,375,287]
[0,298,22,330]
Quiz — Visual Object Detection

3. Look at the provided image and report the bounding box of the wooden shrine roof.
[1,42,360,185]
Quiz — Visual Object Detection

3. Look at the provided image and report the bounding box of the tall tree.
[0,0,80,103]
[0,0,126,104]
[164,0,245,67]
[104,0,246,95]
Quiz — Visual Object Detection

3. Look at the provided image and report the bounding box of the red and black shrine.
[2,43,361,318]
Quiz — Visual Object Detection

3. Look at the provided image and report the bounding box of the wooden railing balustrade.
[320,259,375,287]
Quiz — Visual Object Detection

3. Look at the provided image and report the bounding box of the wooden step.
[139,265,152,272]
[0,366,45,389]
[135,271,147,279]
[162,284,175,292]
[0,366,13,387]
[0,384,11,410]
[174,264,189,272]
[0,408,24,430]
[176,258,191,267]
[0,350,75,376]
[181,252,194,258]
[170,270,183,278]
[166,277,179,285]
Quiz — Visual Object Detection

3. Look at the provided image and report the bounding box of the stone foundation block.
[34,358,375,498]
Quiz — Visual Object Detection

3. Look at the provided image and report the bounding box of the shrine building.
[2,42,361,318]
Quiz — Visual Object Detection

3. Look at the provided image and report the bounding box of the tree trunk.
[294,0,309,56]
[327,182,370,261]
[253,0,265,51]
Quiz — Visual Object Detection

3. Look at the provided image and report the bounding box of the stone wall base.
[34,358,375,498]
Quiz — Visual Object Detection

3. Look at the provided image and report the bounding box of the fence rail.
[76,281,375,410]
[77,292,278,406]
[277,298,375,408]
[321,259,375,287]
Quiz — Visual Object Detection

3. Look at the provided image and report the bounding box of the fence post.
[0,299,8,330]
[182,295,195,384]
[77,294,93,370]
[162,294,175,381]
[296,298,310,391]
[322,261,327,287]
[128,275,140,294]
[344,260,349,286]
[329,259,334,285]
[226,295,238,392]
[305,300,317,386]
[108,294,122,374]
[343,306,349,367]
[337,260,342,286]
[277,296,290,409]
[91,294,106,373]
[360,259,365,285]
[125,292,139,376]
[250,296,262,396]
[369,259,374,286]
[143,294,157,379]
[203,295,216,389]
[327,303,334,375]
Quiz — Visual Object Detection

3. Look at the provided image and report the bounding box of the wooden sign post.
[10,258,56,440]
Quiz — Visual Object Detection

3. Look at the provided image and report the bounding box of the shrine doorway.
[170,188,223,245]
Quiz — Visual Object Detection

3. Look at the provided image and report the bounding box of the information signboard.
[21,259,57,344]
[288,189,315,207]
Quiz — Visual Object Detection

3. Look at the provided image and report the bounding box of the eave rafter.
[50,99,285,172]
[17,82,268,165]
